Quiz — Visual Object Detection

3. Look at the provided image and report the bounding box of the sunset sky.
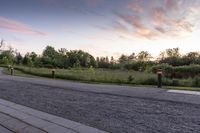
[0,0,200,58]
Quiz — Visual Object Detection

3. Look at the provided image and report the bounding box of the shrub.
[192,76,200,87]
[172,79,179,86]
[144,77,157,85]
[127,75,134,83]
[151,64,200,79]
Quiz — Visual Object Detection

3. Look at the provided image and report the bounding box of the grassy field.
[3,68,37,78]
[3,66,200,91]
[4,66,157,85]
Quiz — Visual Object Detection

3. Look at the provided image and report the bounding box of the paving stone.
[0,105,16,114]
[21,108,57,121]
[0,113,13,123]
[2,119,28,132]
[0,113,46,133]
[0,99,15,106]
[8,110,31,120]
[11,104,28,110]
[43,124,77,133]
[18,126,47,133]
[75,125,108,133]
[51,117,82,129]
[0,125,13,133]
[23,116,54,128]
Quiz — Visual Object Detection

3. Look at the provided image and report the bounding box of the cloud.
[153,7,168,25]
[127,2,144,13]
[114,12,158,39]
[164,0,182,11]
[108,0,198,40]
[152,7,194,33]
[111,20,130,34]
[117,14,143,29]
[84,0,104,6]
[0,17,47,36]
[155,26,166,33]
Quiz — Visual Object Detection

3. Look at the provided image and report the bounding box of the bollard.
[52,69,55,79]
[11,68,14,76]
[157,71,162,88]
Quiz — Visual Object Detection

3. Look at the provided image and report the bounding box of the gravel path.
[0,79,200,133]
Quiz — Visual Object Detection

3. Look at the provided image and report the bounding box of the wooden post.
[11,68,14,76]
[52,69,55,79]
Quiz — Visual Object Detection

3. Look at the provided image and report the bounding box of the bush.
[192,76,200,87]
[151,64,200,79]
[151,63,173,73]
[135,76,157,85]
[172,79,179,86]
[144,77,157,85]
[127,75,134,83]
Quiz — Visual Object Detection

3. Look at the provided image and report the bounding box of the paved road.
[0,68,200,133]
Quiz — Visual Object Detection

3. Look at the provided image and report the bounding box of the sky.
[0,0,200,58]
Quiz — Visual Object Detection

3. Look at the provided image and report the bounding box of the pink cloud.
[115,13,158,39]
[0,17,47,36]
[117,14,144,29]
[135,28,158,39]
[96,0,197,40]
[152,7,194,33]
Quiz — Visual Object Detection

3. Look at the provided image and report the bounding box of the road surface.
[0,68,200,133]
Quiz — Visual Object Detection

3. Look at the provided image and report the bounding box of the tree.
[0,50,15,64]
[67,50,96,68]
[128,53,136,61]
[58,48,68,56]
[186,52,200,58]
[16,53,23,65]
[137,51,152,61]
[118,54,128,63]
[166,48,181,58]
[42,46,58,59]
[41,46,59,67]
[110,56,115,64]
[0,39,4,51]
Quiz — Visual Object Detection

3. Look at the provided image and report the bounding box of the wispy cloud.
[113,12,158,39]
[164,0,182,11]
[127,2,144,13]
[0,17,47,36]
[108,0,198,40]
[152,6,194,34]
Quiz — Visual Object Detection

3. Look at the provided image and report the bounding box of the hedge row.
[151,64,200,78]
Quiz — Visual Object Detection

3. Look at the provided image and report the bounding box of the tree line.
[0,39,200,71]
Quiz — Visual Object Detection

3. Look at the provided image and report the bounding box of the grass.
[4,66,157,84]
[2,66,200,91]
[3,68,38,78]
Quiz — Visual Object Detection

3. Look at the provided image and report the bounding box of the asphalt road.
[0,68,200,133]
